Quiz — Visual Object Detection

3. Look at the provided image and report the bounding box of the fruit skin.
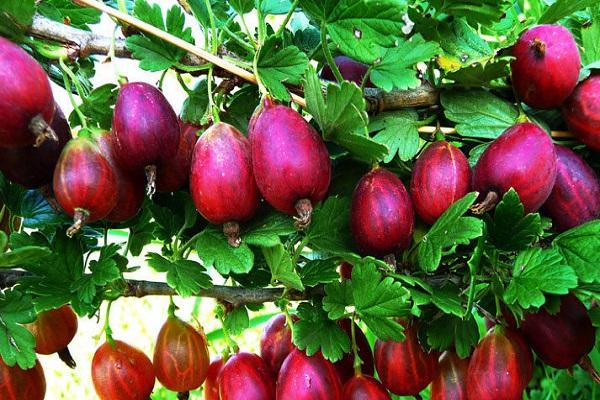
[472,123,557,214]
[277,349,343,400]
[351,167,414,256]
[93,130,145,223]
[218,352,275,400]
[190,122,260,245]
[430,351,469,400]
[0,36,55,148]
[92,340,155,400]
[343,375,391,400]
[0,358,46,400]
[512,25,580,109]
[410,141,471,225]
[519,294,595,369]
[542,145,600,231]
[0,105,71,188]
[112,82,179,176]
[335,319,374,383]
[153,316,210,392]
[374,322,438,396]
[25,305,77,355]
[563,76,600,151]
[53,137,119,236]
[204,357,224,400]
[156,121,200,192]
[321,56,373,87]
[260,314,298,376]
[249,97,331,227]
[466,327,533,400]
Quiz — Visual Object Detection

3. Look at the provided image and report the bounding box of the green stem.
[221,24,255,53]
[350,313,362,376]
[103,228,108,247]
[117,0,128,14]
[240,14,257,49]
[320,23,343,83]
[464,272,476,319]
[292,235,310,264]
[281,295,295,342]
[275,0,299,37]
[256,7,267,45]
[103,300,115,345]
[122,231,132,257]
[176,73,193,94]
[252,52,268,96]
[360,66,372,91]
[158,69,168,90]
[59,58,88,130]
[168,297,177,318]
[204,0,220,123]
[178,232,203,256]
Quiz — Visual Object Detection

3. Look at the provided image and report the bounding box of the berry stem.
[67,208,90,237]
[294,198,313,230]
[29,114,58,147]
[531,38,546,58]
[57,347,77,369]
[177,391,190,400]
[144,165,157,197]
[223,222,241,247]
[470,191,499,215]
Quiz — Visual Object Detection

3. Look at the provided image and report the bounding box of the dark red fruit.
[335,319,374,383]
[512,25,580,109]
[259,314,298,376]
[93,130,145,223]
[339,262,353,280]
[472,123,557,214]
[563,76,600,151]
[519,294,595,369]
[0,358,46,400]
[0,105,71,188]
[277,349,343,400]
[249,97,331,229]
[542,145,600,231]
[153,317,210,393]
[53,137,119,236]
[410,141,471,225]
[156,121,200,193]
[25,305,78,368]
[343,375,391,400]
[92,340,155,400]
[321,56,373,87]
[190,122,260,246]
[374,322,438,396]
[351,167,414,257]
[204,357,224,400]
[218,352,275,400]
[466,327,533,400]
[112,82,179,194]
[0,36,56,148]
[430,351,469,400]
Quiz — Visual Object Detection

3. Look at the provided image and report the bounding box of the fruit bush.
[1,0,600,399]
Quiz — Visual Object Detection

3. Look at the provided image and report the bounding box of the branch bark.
[27,13,439,110]
[0,270,322,307]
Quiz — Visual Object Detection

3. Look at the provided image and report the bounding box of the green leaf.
[553,220,600,283]
[0,289,37,369]
[292,302,350,362]
[426,314,479,358]
[262,244,304,291]
[306,196,354,255]
[126,0,194,71]
[0,246,51,268]
[224,306,249,335]
[196,228,254,275]
[581,8,600,68]
[70,84,118,130]
[539,0,600,24]
[244,212,296,248]
[260,0,292,14]
[435,19,494,72]
[299,259,340,287]
[441,89,519,139]
[147,253,213,297]
[486,189,543,252]
[431,284,465,317]
[38,0,101,30]
[504,248,578,309]
[303,0,406,63]
[256,36,308,101]
[180,79,209,126]
[417,193,483,272]
[221,85,260,133]
[369,110,420,162]
[323,280,354,320]
[230,0,254,14]
[371,35,440,91]
[0,0,36,40]
[430,0,512,25]
[444,59,510,87]
[304,65,386,163]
